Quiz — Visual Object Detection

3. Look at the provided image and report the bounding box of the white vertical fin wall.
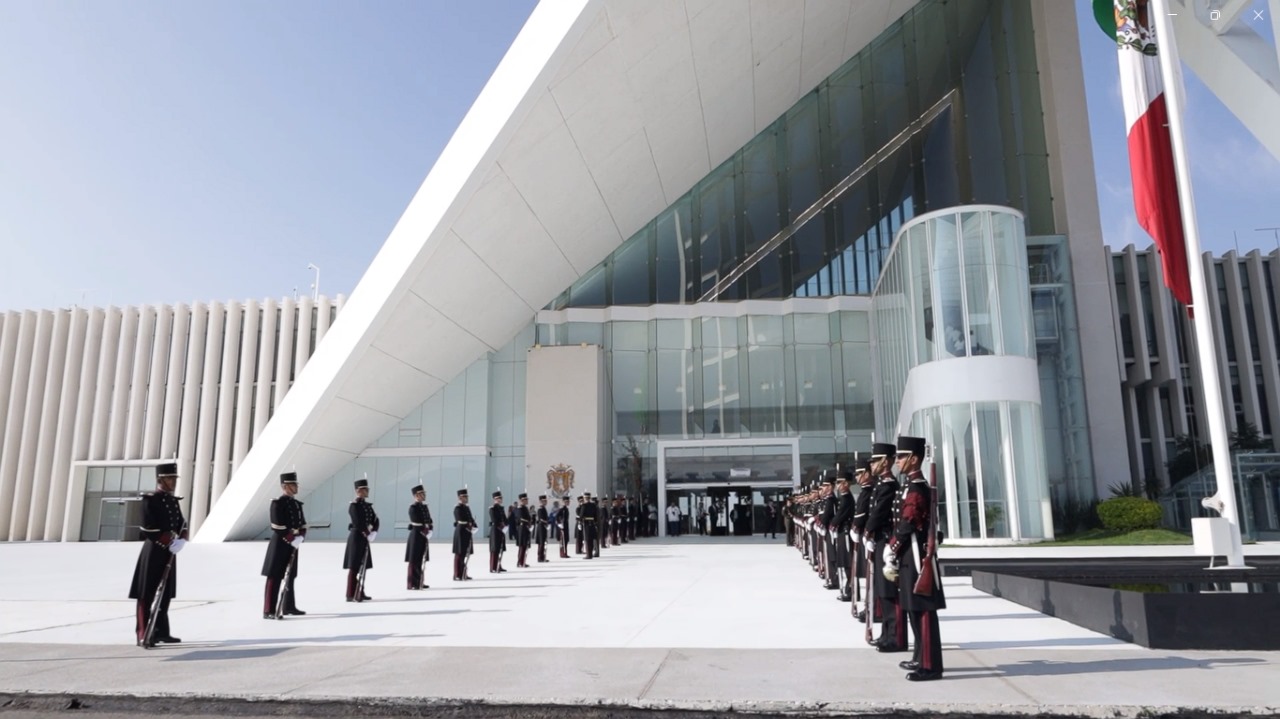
[0,298,339,541]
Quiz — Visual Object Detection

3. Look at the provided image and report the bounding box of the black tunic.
[128,491,186,600]
[405,501,433,563]
[864,474,901,599]
[516,505,533,547]
[535,506,550,543]
[453,503,476,555]
[488,504,507,554]
[343,498,380,570]
[262,494,307,579]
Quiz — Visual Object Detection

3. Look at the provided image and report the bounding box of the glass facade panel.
[550,0,1052,310]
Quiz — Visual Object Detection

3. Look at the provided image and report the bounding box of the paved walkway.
[0,539,1276,715]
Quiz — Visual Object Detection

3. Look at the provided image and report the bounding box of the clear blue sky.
[1,0,1277,312]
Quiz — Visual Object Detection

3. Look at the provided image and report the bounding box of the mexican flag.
[1096,0,1192,306]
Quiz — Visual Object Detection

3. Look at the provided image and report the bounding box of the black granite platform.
[972,565,1280,650]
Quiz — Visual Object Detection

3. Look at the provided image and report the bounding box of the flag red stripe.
[1126,94,1192,306]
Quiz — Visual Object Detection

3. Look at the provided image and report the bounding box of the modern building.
[0,0,1134,546]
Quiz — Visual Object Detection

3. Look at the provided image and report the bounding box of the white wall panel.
[62,308,104,541]
[0,312,21,444]
[315,295,332,346]
[176,303,208,505]
[45,308,89,540]
[0,311,38,539]
[291,297,313,403]
[270,298,293,420]
[143,305,173,459]
[190,303,225,533]
[233,300,260,469]
[25,309,70,539]
[158,305,188,460]
[124,306,156,459]
[211,302,242,506]
[9,310,54,540]
[253,298,278,444]
[106,308,138,460]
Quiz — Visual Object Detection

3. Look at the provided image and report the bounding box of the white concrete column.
[1221,254,1261,429]
[62,308,105,541]
[0,311,38,539]
[210,301,242,507]
[143,305,173,459]
[125,306,156,459]
[0,311,22,443]
[315,295,332,346]
[232,300,260,470]
[1203,253,1237,432]
[1245,252,1280,443]
[9,310,55,540]
[176,303,207,506]
[253,298,278,441]
[288,296,312,403]
[272,296,296,409]
[158,304,189,460]
[45,308,89,540]
[89,308,122,460]
[107,307,139,460]
[190,303,225,533]
[25,309,71,539]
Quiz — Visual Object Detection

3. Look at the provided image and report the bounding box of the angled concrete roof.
[198,0,917,541]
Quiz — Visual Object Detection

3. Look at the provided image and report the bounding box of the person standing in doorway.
[666,501,681,536]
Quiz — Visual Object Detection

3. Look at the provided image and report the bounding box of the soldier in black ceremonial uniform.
[489,491,508,573]
[574,495,585,554]
[866,441,906,652]
[515,493,533,568]
[452,489,476,580]
[344,479,379,602]
[262,472,307,619]
[581,492,599,558]
[557,497,571,558]
[405,484,433,590]
[851,459,874,621]
[819,476,838,589]
[129,463,187,647]
[535,495,551,562]
[832,470,855,602]
[888,435,946,681]
[599,496,610,549]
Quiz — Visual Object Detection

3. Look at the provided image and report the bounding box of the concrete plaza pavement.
[0,538,1277,716]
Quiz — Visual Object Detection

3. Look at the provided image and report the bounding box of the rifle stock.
[913,459,940,597]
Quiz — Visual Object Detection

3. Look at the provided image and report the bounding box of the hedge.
[1096,496,1163,532]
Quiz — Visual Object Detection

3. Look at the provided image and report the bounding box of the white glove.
[169,538,186,554]
[290,536,305,549]
[865,540,876,557]
[425,529,433,540]
[367,531,378,542]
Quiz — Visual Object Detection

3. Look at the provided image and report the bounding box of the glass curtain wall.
[550,0,1052,310]
[872,206,1051,541]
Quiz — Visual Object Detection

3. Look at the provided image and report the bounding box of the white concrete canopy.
[198,0,918,541]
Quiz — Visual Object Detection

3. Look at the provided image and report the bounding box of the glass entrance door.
[656,439,799,537]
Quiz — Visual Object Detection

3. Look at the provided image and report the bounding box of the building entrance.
[656,439,798,538]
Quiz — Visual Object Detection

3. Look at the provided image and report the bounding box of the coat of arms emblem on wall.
[547,463,575,498]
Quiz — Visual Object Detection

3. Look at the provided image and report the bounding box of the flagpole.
[1149,0,1248,569]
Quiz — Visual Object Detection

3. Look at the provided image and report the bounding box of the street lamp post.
[306,263,320,302]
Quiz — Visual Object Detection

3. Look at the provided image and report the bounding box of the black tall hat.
[457,488,468,497]
[538,494,547,500]
[411,484,424,495]
[871,442,897,459]
[155,462,178,477]
[492,490,503,499]
[896,435,926,459]
[354,478,369,490]
[857,458,872,473]
[280,472,299,485]
[518,492,528,500]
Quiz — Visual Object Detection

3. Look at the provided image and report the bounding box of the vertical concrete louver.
[0,298,339,541]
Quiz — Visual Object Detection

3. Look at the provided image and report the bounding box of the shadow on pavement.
[947,655,1269,679]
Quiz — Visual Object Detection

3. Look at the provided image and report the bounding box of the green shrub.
[1096,497,1163,532]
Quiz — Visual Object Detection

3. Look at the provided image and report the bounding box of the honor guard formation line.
[786,435,946,682]
[131,470,656,643]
